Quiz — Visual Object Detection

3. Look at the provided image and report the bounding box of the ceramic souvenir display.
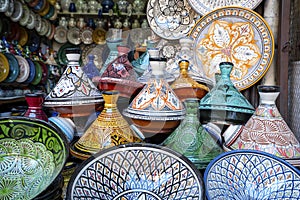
[82,54,100,80]
[137,48,176,84]
[33,174,64,200]
[24,92,48,122]
[81,44,105,69]
[199,62,255,125]
[3,52,20,83]
[123,51,186,144]
[162,99,223,169]
[48,116,75,143]
[101,40,123,74]
[146,0,198,40]
[188,0,263,16]
[171,60,210,101]
[15,55,30,83]
[189,6,274,91]
[0,52,10,82]
[227,85,300,166]
[166,37,213,88]
[67,143,204,199]
[204,150,300,200]
[131,50,149,76]
[43,48,104,136]
[0,117,68,200]
[117,0,129,13]
[70,90,142,160]
[101,0,114,13]
[96,45,143,98]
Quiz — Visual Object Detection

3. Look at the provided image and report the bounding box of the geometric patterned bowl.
[204,150,300,200]
[0,117,69,200]
[67,143,204,199]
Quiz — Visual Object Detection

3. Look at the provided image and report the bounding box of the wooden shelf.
[57,11,146,17]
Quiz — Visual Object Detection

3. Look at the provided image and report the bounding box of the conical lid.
[44,48,103,107]
[70,90,142,160]
[171,60,209,101]
[124,56,185,121]
[199,62,255,125]
[228,85,300,166]
[162,98,223,169]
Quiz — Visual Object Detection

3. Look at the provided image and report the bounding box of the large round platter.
[0,53,10,82]
[0,117,68,200]
[19,4,30,26]
[80,27,93,45]
[24,58,36,84]
[10,0,23,22]
[67,143,204,199]
[3,53,19,83]
[0,0,9,12]
[4,0,14,17]
[31,61,43,85]
[204,150,300,200]
[146,0,199,40]
[26,10,36,30]
[189,7,274,91]
[15,55,30,83]
[188,0,263,16]
[57,43,77,65]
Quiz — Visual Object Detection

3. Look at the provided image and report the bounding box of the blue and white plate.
[204,150,300,200]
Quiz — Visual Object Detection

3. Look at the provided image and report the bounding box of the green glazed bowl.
[0,117,69,200]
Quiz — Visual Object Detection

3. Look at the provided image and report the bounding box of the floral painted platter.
[0,117,69,200]
[189,7,274,91]
[67,143,204,199]
[204,150,300,200]
[146,0,199,40]
[188,0,263,16]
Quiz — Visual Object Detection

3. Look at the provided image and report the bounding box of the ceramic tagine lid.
[43,48,104,111]
[166,37,214,88]
[199,62,255,125]
[70,90,143,160]
[162,98,223,169]
[123,52,186,143]
[137,48,175,84]
[94,45,144,98]
[171,60,210,101]
[227,85,300,166]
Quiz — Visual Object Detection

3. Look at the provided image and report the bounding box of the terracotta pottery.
[227,85,300,167]
[70,90,142,160]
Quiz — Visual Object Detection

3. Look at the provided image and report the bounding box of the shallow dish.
[67,27,81,45]
[0,52,10,82]
[204,150,300,200]
[15,55,30,83]
[189,6,274,90]
[0,117,68,200]
[3,53,19,83]
[146,0,199,40]
[54,25,68,44]
[67,143,204,199]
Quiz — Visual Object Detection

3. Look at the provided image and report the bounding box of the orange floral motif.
[196,20,261,80]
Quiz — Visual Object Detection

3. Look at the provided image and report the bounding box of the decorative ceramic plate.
[10,0,23,22]
[15,55,30,83]
[39,61,49,84]
[189,7,274,90]
[54,26,68,44]
[0,117,68,200]
[35,14,42,33]
[3,53,19,83]
[19,4,30,26]
[81,44,105,69]
[67,27,81,45]
[38,18,49,36]
[67,143,204,199]
[4,0,14,17]
[0,0,9,12]
[92,27,106,45]
[24,58,36,84]
[80,27,93,45]
[188,0,263,16]
[26,11,36,30]
[0,53,9,83]
[31,61,43,85]
[204,150,300,200]
[146,0,199,40]
[57,43,77,65]
[18,27,28,46]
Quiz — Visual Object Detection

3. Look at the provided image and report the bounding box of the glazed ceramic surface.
[166,37,213,88]
[0,117,68,200]
[188,0,263,15]
[189,6,274,90]
[54,26,68,44]
[162,99,223,169]
[15,55,30,83]
[24,93,48,121]
[228,85,300,166]
[3,53,19,83]
[147,0,199,40]
[170,60,209,101]
[199,62,255,125]
[82,55,101,80]
[81,44,105,69]
[67,143,204,199]
[0,52,9,82]
[204,150,300,200]
[70,91,142,160]
[67,27,81,45]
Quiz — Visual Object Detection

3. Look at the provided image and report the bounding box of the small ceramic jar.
[68,17,76,28]
[77,17,86,29]
[132,19,140,29]
[114,18,122,29]
[59,16,67,26]
[122,18,131,30]
[141,19,148,28]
